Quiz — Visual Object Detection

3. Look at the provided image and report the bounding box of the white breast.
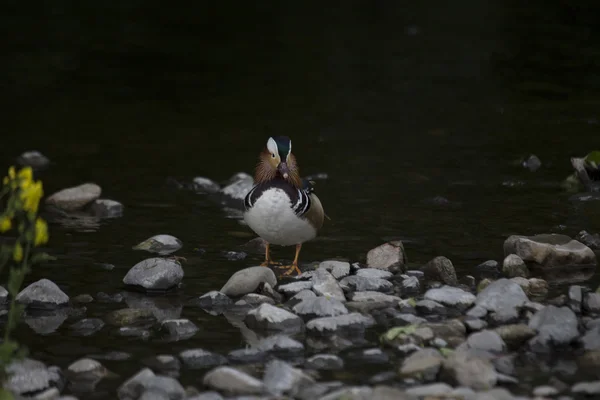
[243,188,317,246]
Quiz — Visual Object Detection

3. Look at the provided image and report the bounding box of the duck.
[243,136,325,275]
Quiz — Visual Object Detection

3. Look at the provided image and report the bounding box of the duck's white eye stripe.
[288,140,292,156]
[267,137,278,155]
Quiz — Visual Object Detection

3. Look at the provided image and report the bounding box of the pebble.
[245,303,304,333]
[220,172,254,201]
[158,319,199,341]
[356,268,393,280]
[339,275,393,293]
[420,256,458,286]
[502,254,529,278]
[16,279,69,309]
[66,358,107,381]
[192,176,221,193]
[305,354,344,370]
[90,199,124,218]
[179,349,228,369]
[312,268,346,301]
[220,267,277,297]
[123,258,184,291]
[424,286,476,310]
[17,150,50,169]
[366,240,406,272]
[400,276,421,295]
[292,296,348,319]
[345,348,389,365]
[584,293,600,313]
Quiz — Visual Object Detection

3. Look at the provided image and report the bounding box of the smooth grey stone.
[245,303,304,333]
[202,366,264,395]
[123,258,184,291]
[45,183,101,211]
[220,267,277,297]
[400,276,420,294]
[312,268,346,301]
[528,305,579,350]
[305,354,344,370]
[17,150,50,169]
[580,325,600,350]
[319,260,351,279]
[339,275,393,293]
[69,318,105,336]
[72,294,93,304]
[306,313,375,336]
[255,335,304,358]
[443,350,498,390]
[5,358,61,395]
[66,358,107,381]
[16,279,69,309]
[568,285,584,313]
[292,296,348,319]
[464,318,487,332]
[263,359,314,396]
[278,281,314,296]
[227,348,267,364]
[466,305,488,319]
[356,268,393,280]
[399,348,444,381]
[424,286,475,310]
[158,319,199,341]
[179,349,227,369]
[415,299,446,315]
[196,291,232,309]
[572,381,600,395]
[533,385,559,397]
[502,254,529,278]
[90,199,124,218]
[475,278,528,323]
[584,293,600,313]
[366,240,406,272]
[466,330,506,353]
[493,324,536,349]
[236,293,275,307]
[290,290,317,302]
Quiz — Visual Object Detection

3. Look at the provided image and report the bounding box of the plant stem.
[3,241,30,343]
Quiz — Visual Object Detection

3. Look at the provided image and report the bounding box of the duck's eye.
[271,153,276,158]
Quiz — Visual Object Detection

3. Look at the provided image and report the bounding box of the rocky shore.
[3,228,600,400]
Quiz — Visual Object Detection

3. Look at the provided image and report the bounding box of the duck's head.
[256,136,301,187]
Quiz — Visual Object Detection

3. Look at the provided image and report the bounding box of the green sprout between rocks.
[0,166,53,398]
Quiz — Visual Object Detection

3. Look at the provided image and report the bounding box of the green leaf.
[30,252,56,264]
[585,151,600,166]
[381,325,417,342]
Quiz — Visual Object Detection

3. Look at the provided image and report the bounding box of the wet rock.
[420,256,458,286]
[66,358,108,382]
[245,303,304,333]
[220,266,277,297]
[584,293,600,313]
[347,291,400,305]
[0,285,7,306]
[142,355,180,375]
[123,292,181,322]
[46,183,101,211]
[339,275,392,293]
[528,278,549,298]
[221,250,247,261]
[572,381,600,395]
[17,150,50,169]
[320,260,351,279]
[576,230,600,250]
[133,235,182,256]
[118,368,185,400]
[464,318,487,332]
[305,354,344,370]
[306,313,375,336]
[504,233,596,269]
[255,335,304,358]
[345,348,389,365]
[415,299,446,315]
[158,319,199,341]
[292,296,348,319]
[522,154,542,171]
[5,358,61,396]
[105,308,156,327]
[278,281,314,297]
[466,330,506,353]
[467,305,488,319]
[494,324,536,349]
[476,260,500,278]
[399,347,444,381]
[533,385,559,397]
[356,268,393,280]
[406,383,453,397]
[203,366,264,395]
[443,350,498,390]
[312,268,346,301]
[528,305,579,351]
[16,279,69,309]
[475,278,528,323]
[123,258,184,291]
[220,172,254,201]
[90,199,124,218]
[568,285,583,314]
[580,325,600,350]
[192,176,220,193]
[400,276,421,295]
[421,319,467,345]
[195,291,232,309]
[319,386,373,400]
[179,349,227,369]
[96,291,124,303]
[236,293,275,307]
[366,240,406,272]
[424,286,475,311]
[227,348,267,364]
[263,359,315,396]
[289,289,317,303]
[502,254,528,278]
[69,318,105,336]
[118,326,151,339]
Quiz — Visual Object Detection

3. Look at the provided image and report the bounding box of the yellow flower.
[18,167,33,185]
[8,167,15,179]
[20,180,43,213]
[13,242,23,262]
[0,216,11,232]
[34,218,49,246]
[2,176,8,186]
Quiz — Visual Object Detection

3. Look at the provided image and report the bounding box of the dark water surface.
[2,1,600,396]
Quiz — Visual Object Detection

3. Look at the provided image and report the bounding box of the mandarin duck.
[243,136,325,275]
